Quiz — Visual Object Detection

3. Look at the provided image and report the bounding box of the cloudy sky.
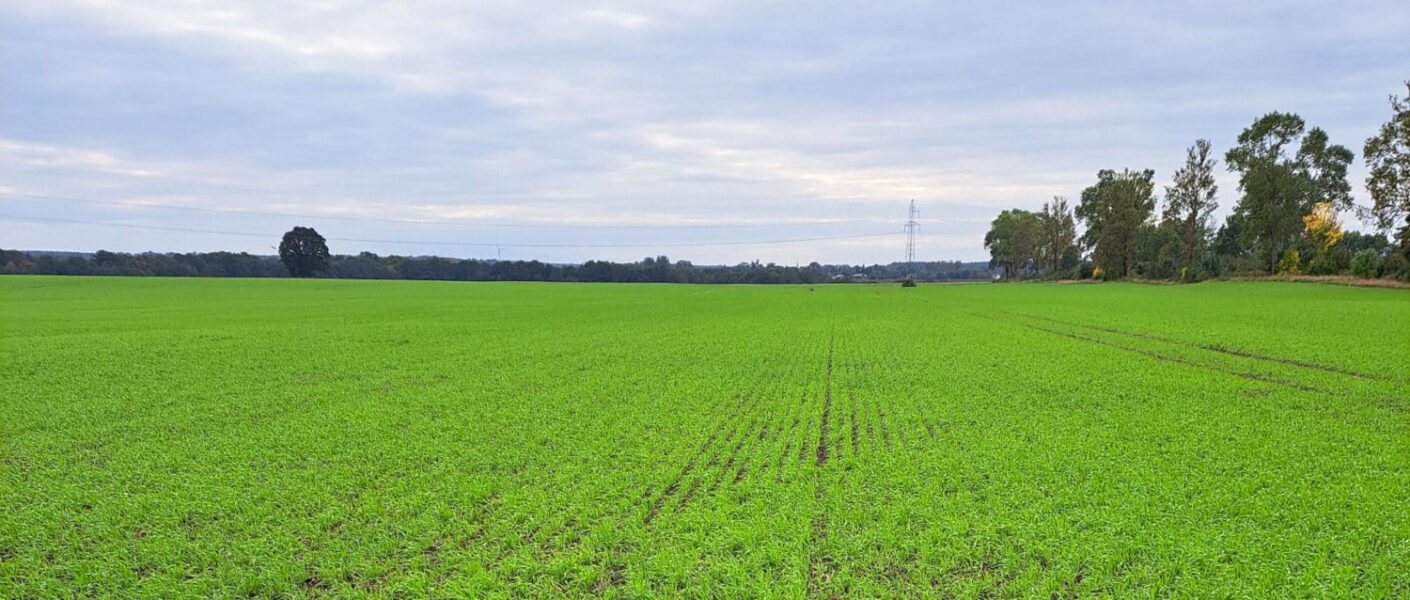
[2,1,1406,264]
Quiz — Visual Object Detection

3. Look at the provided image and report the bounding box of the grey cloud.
[1,0,1407,263]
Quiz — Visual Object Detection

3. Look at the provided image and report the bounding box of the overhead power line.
[1,214,897,249]
[0,192,857,230]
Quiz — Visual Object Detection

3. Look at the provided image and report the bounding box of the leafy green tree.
[1077,169,1156,279]
[1058,245,1081,279]
[1,250,38,274]
[1340,231,1389,256]
[1351,249,1380,279]
[1225,112,1353,273]
[1035,197,1077,276]
[983,209,1038,280]
[1135,223,1176,279]
[278,226,330,278]
[1365,82,1410,231]
[1395,214,1410,280]
[1365,81,1410,267]
[1161,139,1219,276]
[1212,211,1247,258]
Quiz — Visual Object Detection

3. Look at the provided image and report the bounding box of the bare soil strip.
[817,331,834,467]
[456,490,501,550]
[883,386,908,447]
[734,418,772,483]
[683,382,778,511]
[644,456,695,524]
[675,478,704,510]
[672,420,743,513]
[806,512,835,599]
[1024,323,1332,396]
[806,328,840,596]
[806,454,835,597]
[849,391,861,457]
[756,390,792,481]
[778,440,794,481]
[877,396,893,450]
[805,458,834,597]
[774,393,804,482]
[1023,313,1385,382]
[642,394,748,524]
[709,432,750,493]
[864,391,877,444]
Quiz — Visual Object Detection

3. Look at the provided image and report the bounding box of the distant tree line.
[985,82,1410,282]
[0,248,993,284]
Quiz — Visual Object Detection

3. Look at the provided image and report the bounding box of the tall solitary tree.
[1161,139,1219,275]
[1035,197,1077,276]
[1225,112,1353,273]
[279,226,330,277]
[1077,169,1156,279]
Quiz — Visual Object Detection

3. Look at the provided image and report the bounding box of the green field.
[3,277,1408,598]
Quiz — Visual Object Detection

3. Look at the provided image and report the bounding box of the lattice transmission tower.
[903,200,919,278]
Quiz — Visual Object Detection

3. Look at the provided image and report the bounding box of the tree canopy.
[1225,112,1353,273]
[278,226,331,278]
[983,209,1037,280]
[973,87,1410,282]
[1161,139,1219,276]
[1364,81,1410,235]
[1036,197,1077,277]
[1077,169,1155,279]
[1,248,997,283]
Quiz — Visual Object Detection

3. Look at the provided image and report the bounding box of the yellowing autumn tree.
[1302,202,1344,254]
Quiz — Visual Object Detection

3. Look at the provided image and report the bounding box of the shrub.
[1383,253,1410,281]
[1306,253,1340,275]
[1230,255,1265,275]
[1276,249,1301,275]
[1350,249,1380,279]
